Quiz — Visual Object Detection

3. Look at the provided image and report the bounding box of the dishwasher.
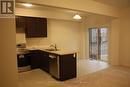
[49,54,60,79]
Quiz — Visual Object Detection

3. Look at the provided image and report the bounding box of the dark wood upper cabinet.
[25,17,47,38]
[16,16,26,33]
[25,17,37,37]
[16,16,26,28]
[36,18,47,37]
[16,16,47,37]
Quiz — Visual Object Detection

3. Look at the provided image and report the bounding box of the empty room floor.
[18,59,130,87]
[77,59,109,76]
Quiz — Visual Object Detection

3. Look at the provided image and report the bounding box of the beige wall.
[16,18,82,58]
[105,7,130,66]
[119,7,130,67]
[48,19,81,50]
[0,18,18,87]
[83,15,112,60]
[109,19,120,65]
[26,19,82,58]
[82,15,120,65]
[16,33,26,44]
[77,7,130,66]
[79,22,87,59]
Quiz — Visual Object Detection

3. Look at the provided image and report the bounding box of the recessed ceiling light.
[73,14,82,20]
[22,3,33,7]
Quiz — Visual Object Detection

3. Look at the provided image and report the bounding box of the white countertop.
[26,47,77,55]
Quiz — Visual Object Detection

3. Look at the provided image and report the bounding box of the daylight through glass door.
[89,28,108,62]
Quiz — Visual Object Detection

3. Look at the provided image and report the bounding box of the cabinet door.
[30,50,42,69]
[59,54,76,80]
[25,17,47,38]
[25,17,37,38]
[40,52,50,73]
[17,54,30,67]
[16,16,26,28]
[16,16,26,33]
[36,18,47,37]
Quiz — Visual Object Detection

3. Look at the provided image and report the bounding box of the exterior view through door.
[89,28,108,62]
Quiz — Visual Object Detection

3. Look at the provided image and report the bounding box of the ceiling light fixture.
[73,14,82,20]
[22,3,33,7]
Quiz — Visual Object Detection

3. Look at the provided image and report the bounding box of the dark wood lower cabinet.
[40,52,50,73]
[29,50,43,69]
[17,54,30,67]
[59,54,77,80]
[49,54,77,81]
[29,50,77,81]
[29,50,50,73]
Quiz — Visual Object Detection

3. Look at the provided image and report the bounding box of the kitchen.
[0,0,129,87]
[16,2,83,81]
[16,1,110,82]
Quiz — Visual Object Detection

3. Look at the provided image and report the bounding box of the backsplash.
[16,33,26,44]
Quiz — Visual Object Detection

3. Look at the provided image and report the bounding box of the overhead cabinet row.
[16,16,47,37]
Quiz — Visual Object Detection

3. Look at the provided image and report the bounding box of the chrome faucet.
[49,44,57,51]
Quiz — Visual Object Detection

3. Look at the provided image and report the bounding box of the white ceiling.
[93,0,130,8]
[16,2,114,23]
[16,2,91,17]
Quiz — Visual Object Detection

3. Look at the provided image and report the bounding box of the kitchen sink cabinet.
[49,53,77,81]
[29,50,50,73]
[29,50,77,81]
[40,52,50,73]
[59,54,77,80]
[29,50,43,69]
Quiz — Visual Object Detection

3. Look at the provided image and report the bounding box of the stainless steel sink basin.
[45,48,60,51]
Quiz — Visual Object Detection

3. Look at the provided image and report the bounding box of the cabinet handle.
[19,55,24,58]
[49,54,57,59]
[73,53,76,58]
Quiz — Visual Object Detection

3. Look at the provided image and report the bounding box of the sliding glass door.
[89,28,99,60]
[100,28,108,61]
[89,28,108,61]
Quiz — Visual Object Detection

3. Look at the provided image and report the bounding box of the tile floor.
[77,59,109,76]
[18,59,109,87]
